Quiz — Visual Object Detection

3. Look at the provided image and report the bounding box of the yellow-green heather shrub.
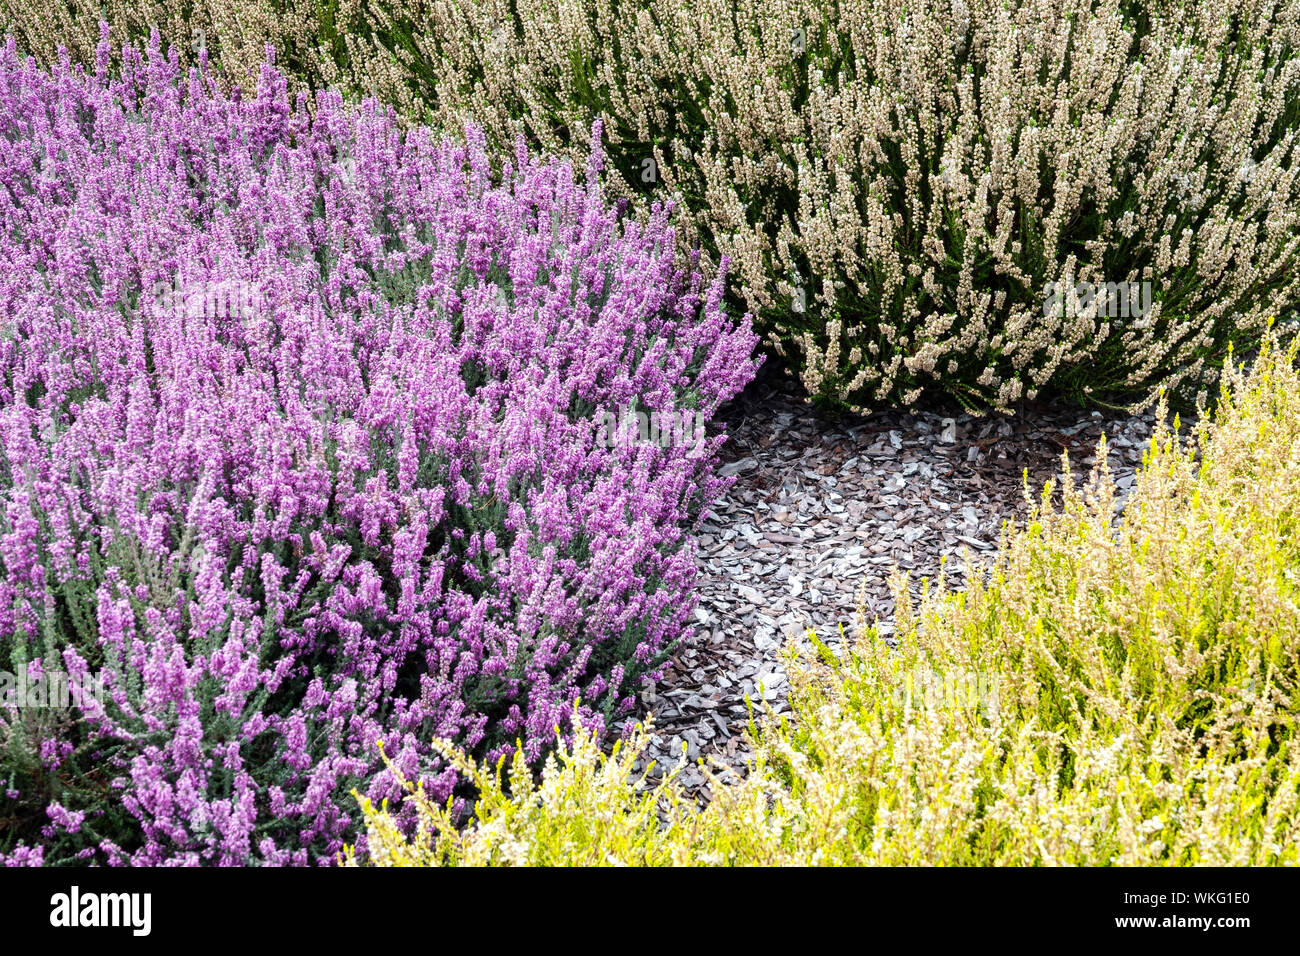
[345,334,1300,865]
[7,1,1300,411]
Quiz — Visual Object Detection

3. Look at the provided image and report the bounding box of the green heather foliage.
[7,1,1300,410]
[347,335,1300,865]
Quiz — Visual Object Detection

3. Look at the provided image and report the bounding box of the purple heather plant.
[0,30,759,865]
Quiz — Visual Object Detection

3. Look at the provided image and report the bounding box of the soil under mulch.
[632,363,1189,797]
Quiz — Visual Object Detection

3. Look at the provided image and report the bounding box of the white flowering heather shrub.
[0,40,757,865]
[353,0,1300,411]
[349,335,1300,865]
[10,1,1300,409]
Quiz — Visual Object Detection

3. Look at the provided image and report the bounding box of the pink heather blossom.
[0,34,759,865]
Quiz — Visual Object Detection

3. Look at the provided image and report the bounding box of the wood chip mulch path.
[632,363,1187,798]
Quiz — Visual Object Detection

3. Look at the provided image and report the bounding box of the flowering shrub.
[354,0,1300,411]
[0,37,758,865]
[0,0,372,107]
[10,1,1300,411]
[350,335,1300,865]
